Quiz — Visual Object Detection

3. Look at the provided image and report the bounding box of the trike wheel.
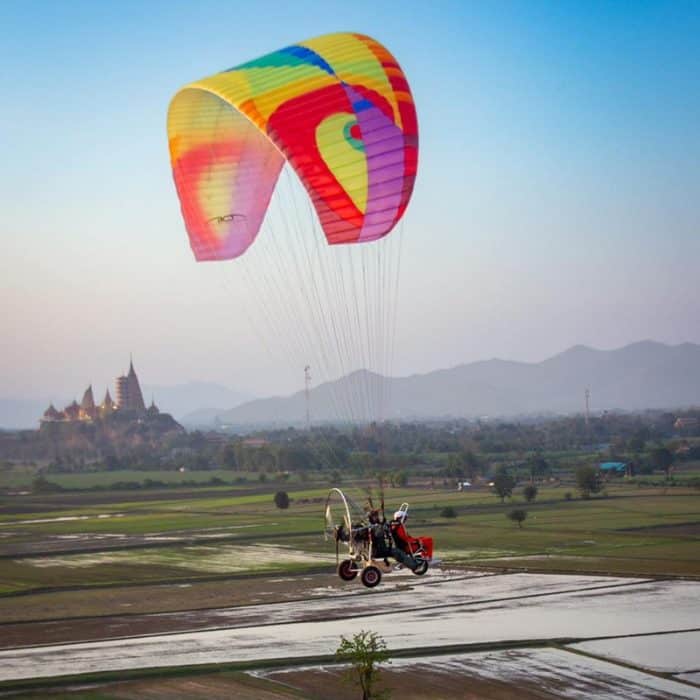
[361,565,382,588]
[412,557,429,576]
[338,559,358,581]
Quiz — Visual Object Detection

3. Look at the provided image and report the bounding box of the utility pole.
[584,388,591,428]
[304,365,311,430]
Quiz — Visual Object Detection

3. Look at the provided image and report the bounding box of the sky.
[1,0,699,401]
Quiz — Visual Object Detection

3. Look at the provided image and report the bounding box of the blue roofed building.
[599,461,630,477]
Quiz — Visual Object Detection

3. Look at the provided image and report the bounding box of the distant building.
[40,358,155,423]
[42,403,64,422]
[79,386,97,421]
[64,400,80,421]
[673,418,700,430]
[100,389,117,417]
[242,438,268,448]
[115,359,146,413]
[599,461,630,477]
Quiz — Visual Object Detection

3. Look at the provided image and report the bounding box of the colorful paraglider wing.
[167,32,418,261]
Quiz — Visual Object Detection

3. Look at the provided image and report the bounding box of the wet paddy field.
[0,570,698,697]
[1,484,699,696]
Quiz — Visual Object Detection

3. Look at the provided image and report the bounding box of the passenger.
[390,509,419,571]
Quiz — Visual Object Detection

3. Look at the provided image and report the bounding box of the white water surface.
[0,574,698,682]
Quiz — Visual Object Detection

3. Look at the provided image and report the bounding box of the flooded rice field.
[17,543,335,573]
[573,630,700,673]
[0,570,698,695]
[259,648,700,700]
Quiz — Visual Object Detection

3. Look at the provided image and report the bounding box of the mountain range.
[215,341,700,426]
[2,341,698,430]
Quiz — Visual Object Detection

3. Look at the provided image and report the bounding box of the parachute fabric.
[167,32,418,261]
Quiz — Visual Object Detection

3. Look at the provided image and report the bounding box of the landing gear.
[412,556,429,576]
[361,565,382,588]
[338,559,358,581]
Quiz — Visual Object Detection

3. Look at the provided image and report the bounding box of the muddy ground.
[0,568,482,647]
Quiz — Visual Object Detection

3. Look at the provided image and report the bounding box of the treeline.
[30,407,700,479]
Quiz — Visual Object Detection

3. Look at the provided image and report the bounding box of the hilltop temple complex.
[41,359,160,423]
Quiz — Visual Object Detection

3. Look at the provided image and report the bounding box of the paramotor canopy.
[168,32,418,261]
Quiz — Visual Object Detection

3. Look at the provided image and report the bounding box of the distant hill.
[3,342,698,430]
[0,400,49,431]
[141,382,253,423]
[216,341,700,426]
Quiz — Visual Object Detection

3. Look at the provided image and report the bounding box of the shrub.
[507,508,527,528]
[274,490,290,509]
[523,484,538,503]
[440,506,457,518]
[575,465,602,498]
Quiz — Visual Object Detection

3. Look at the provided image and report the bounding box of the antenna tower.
[584,388,591,428]
[304,365,311,430]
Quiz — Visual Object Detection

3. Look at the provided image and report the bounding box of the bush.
[575,465,602,498]
[274,490,290,509]
[564,491,573,501]
[523,484,538,503]
[440,506,457,518]
[507,508,527,528]
[32,475,63,493]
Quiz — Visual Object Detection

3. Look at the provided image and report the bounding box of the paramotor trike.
[324,488,434,588]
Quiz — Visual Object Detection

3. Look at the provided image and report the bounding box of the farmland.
[1,477,698,612]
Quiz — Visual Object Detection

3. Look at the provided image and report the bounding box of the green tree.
[463,450,481,480]
[576,465,601,498]
[650,447,674,478]
[220,443,238,469]
[32,475,63,493]
[335,630,390,700]
[522,484,538,503]
[507,508,527,528]
[445,453,465,480]
[492,467,515,503]
[274,491,290,509]
[394,471,408,487]
[526,454,550,482]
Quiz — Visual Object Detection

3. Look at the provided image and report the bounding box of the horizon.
[2,1,699,402]
[4,337,697,404]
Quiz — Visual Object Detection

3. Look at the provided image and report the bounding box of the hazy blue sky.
[2,0,699,400]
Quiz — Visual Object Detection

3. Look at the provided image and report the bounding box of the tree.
[526,454,549,482]
[32,475,63,493]
[335,630,390,700]
[523,484,538,503]
[492,467,515,503]
[507,508,527,528]
[274,490,290,509]
[576,465,602,498]
[650,447,674,478]
[394,471,408,487]
[220,443,238,469]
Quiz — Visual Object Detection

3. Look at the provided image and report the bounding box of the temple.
[115,359,146,413]
[41,359,158,423]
